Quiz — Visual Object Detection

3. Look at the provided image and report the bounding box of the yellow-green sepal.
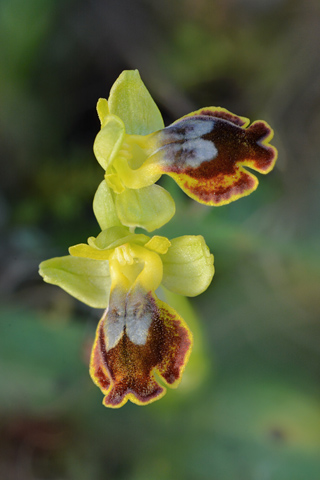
[93,114,125,170]
[161,235,214,297]
[39,256,111,308]
[115,184,176,232]
[108,70,164,135]
[93,180,122,230]
[69,226,151,260]
[90,227,149,250]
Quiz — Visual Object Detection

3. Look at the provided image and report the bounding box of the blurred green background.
[1,0,320,479]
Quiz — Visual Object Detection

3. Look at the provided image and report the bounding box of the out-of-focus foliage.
[1,0,320,478]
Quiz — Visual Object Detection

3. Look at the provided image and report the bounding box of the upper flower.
[93,70,277,231]
[39,226,214,407]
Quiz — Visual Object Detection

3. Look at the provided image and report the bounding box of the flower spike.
[39,70,277,408]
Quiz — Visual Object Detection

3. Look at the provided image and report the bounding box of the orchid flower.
[39,226,214,407]
[94,70,277,225]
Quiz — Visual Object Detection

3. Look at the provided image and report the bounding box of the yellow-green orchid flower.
[39,226,214,407]
[94,70,277,223]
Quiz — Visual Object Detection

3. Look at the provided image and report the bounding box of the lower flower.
[90,289,192,407]
[39,226,214,407]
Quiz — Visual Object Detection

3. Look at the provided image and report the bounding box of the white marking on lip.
[126,290,152,345]
[104,287,126,351]
[163,118,215,142]
[104,287,153,349]
[168,138,218,168]
[105,307,126,351]
[126,310,151,345]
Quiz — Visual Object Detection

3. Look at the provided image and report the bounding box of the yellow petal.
[96,98,109,125]
[145,235,171,254]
